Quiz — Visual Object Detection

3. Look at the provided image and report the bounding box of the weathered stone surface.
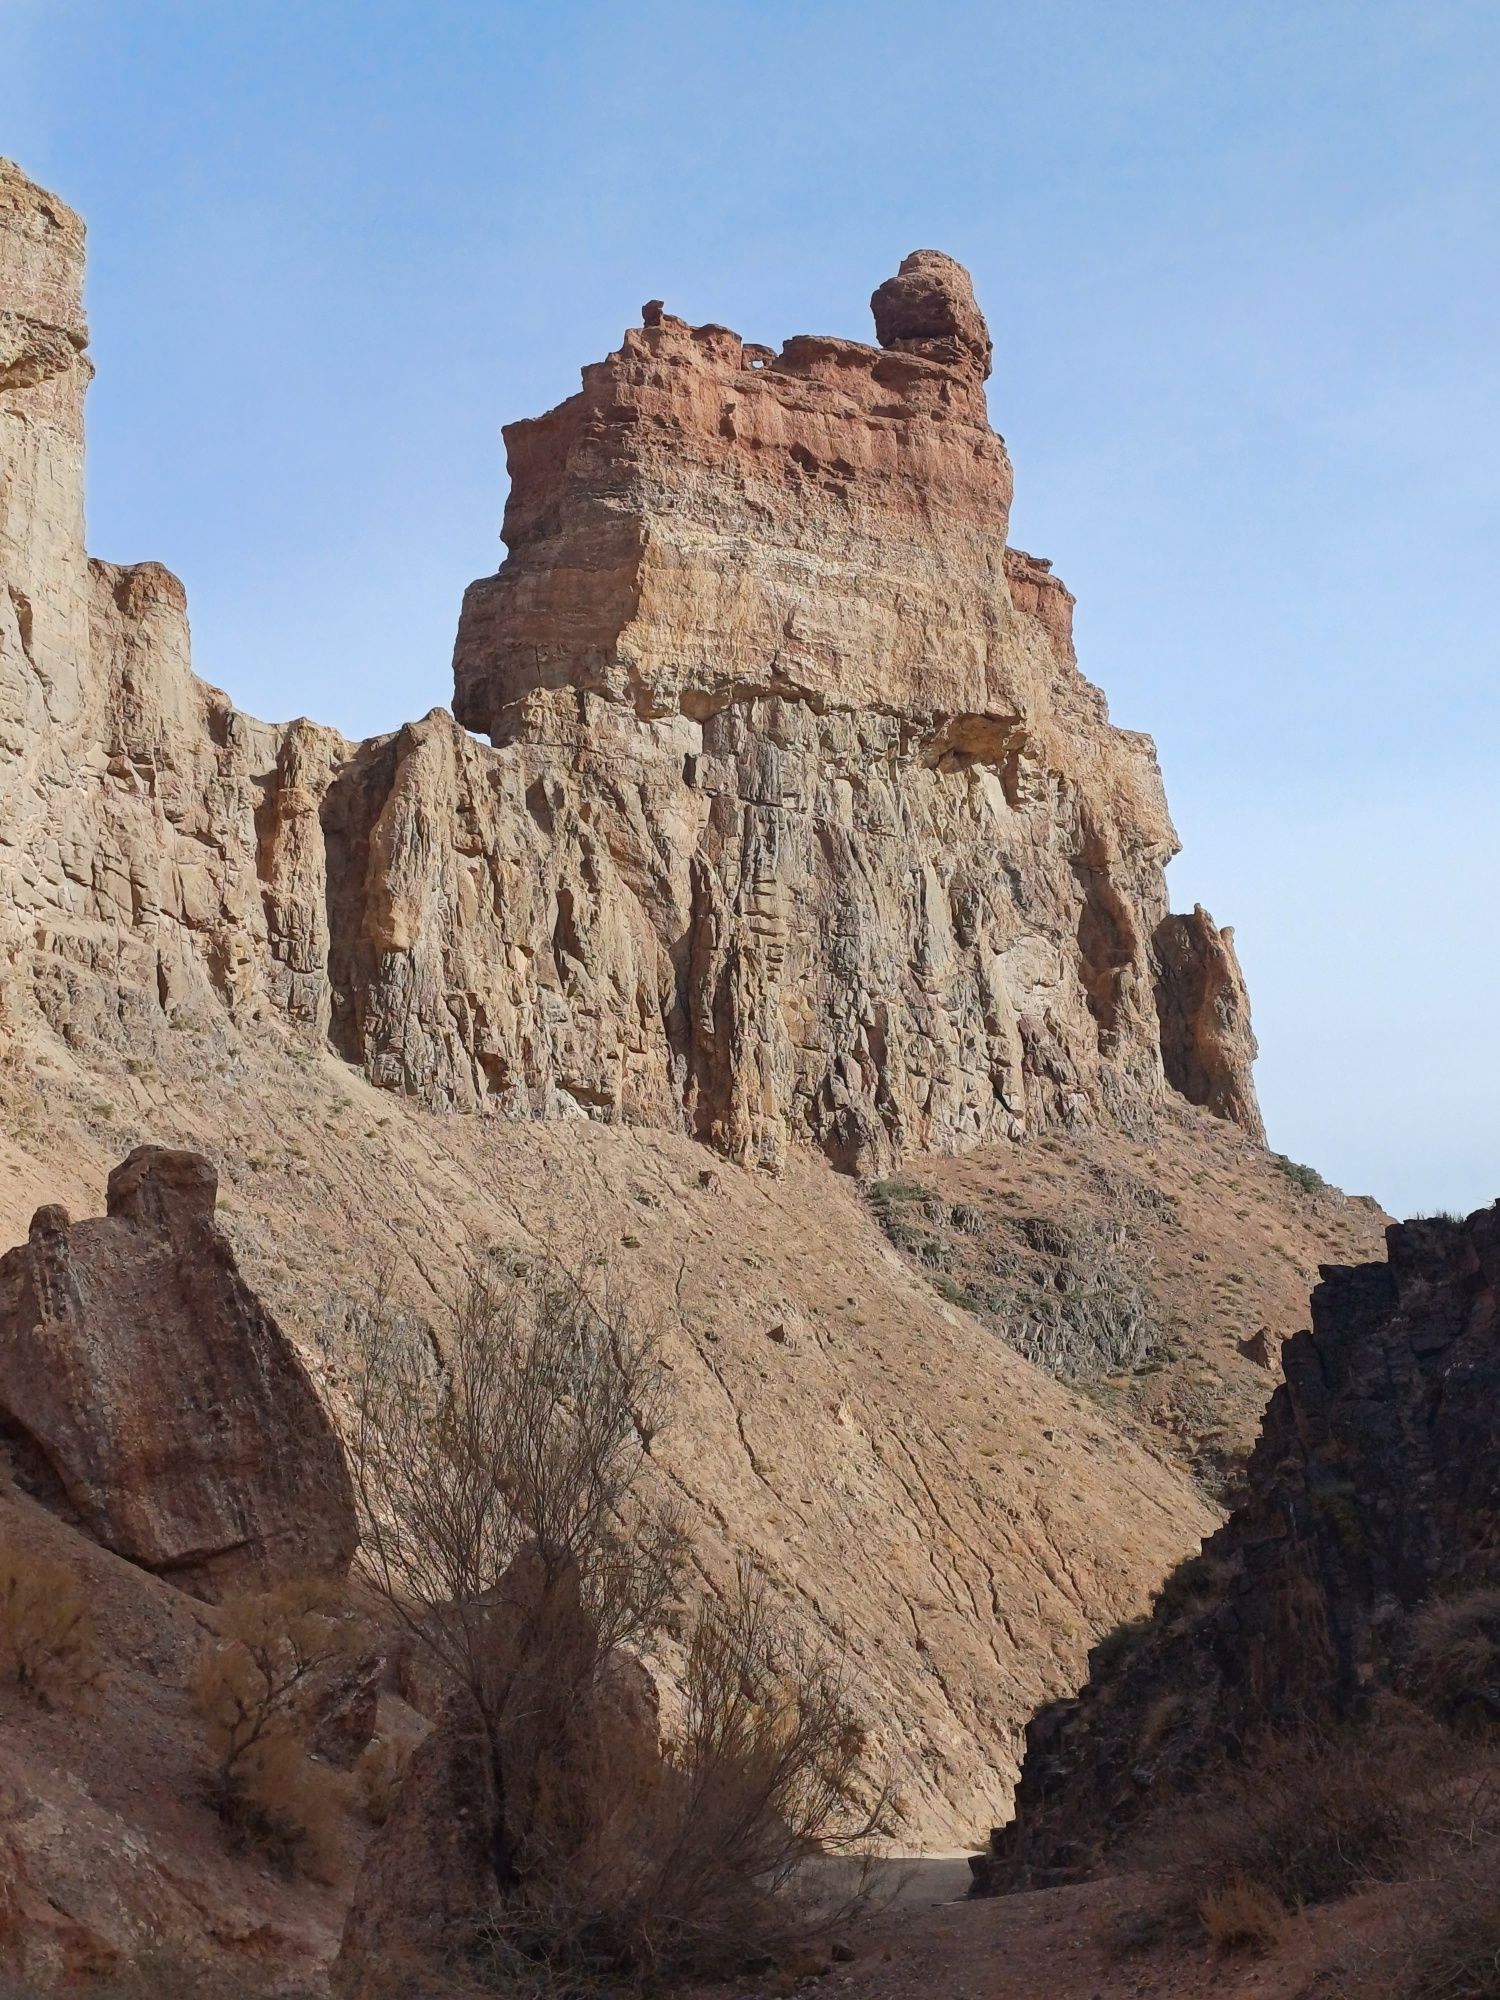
[332,1703,500,2000]
[871,247,994,378]
[0,1146,356,1594]
[992,1202,1500,1883]
[0,164,1261,1174]
[1153,904,1263,1139]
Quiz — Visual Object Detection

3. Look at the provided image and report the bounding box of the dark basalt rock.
[985,1201,1500,1887]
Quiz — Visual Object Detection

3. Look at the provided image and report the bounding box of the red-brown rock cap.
[871,249,992,379]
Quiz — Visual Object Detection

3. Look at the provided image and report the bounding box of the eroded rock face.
[993,1203,1500,1883]
[0,158,1260,1172]
[870,247,994,377]
[332,1705,500,2000]
[1153,905,1262,1140]
[0,1146,356,1594]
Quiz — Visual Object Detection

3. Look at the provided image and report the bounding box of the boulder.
[332,1702,501,2000]
[870,246,993,377]
[0,1146,356,1596]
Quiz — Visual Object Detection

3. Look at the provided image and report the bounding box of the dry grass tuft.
[1403,1587,1500,1733]
[1375,1837,1500,1997]
[0,1537,102,1705]
[1198,1874,1287,1955]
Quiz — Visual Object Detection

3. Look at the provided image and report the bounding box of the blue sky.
[8,0,1498,1218]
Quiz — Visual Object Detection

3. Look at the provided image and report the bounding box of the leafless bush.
[1362,1834,1500,1998]
[1403,1587,1500,1732]
[1319,1735,1500,1997]
[345,1255,899,1987]
[345,1254,687,1907]
[346,1255,684,1736]
[192,1577,360,1878]
[0,1537,101,1704]
[469,1567,897,1990]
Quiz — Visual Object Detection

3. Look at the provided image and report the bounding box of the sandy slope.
[0,1012,1380,1852]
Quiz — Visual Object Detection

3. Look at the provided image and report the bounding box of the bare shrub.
[1370,1835,1500,1998]
[0,1538,101,1704]
[346,1255,684,1735]
[192,1577,359,1878]
[1330,1742,1500,1998]
[345,1254,898,1985]
[468,1568,896,1990]
[616,1566,897,1978]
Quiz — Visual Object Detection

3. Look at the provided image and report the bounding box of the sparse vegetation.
[192,1577,361,1878]
[0,1953,307,1999]
[1153,1547,1230,1622]
[0,1538,102,1704]
[343,1254,897,1987]
[1128,1710,1472,1956]
[1198,1874,1286,1954]
[864,1181,1165,1381]
[1274,1155,1326,1197]
[1402,1586,1500,1732]
[1368,1836,1500,1998]
[1089,1613,1152,1680]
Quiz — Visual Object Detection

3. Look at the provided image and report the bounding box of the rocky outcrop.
[870,248,995,377]
[0,155,1260,1174]
[990,1201,1500,1884]
[446,241,1209,1169]
[332,1705,500,2000]
[0,1146,356,1594]
[1153,905,1262,1139]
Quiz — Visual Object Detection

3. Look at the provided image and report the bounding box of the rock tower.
[0,159,1260,1172]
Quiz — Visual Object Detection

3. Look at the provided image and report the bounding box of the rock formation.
[0,1146,356,1594]
[333,1706,501,2000]
[0,168,1389,1949]
[0,155,1259,1175]
[989,1201,1500,1884]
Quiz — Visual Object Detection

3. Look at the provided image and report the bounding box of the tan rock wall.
[0,159,1260,1172]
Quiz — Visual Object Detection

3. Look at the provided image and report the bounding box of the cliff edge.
[1,159,1259,1173]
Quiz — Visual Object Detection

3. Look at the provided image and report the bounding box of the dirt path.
[761,1868,1375,2000]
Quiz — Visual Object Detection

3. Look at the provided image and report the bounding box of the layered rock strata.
[0,158,1258,1172]
[0,1146,356,1594]
[991,1202,1500,1883]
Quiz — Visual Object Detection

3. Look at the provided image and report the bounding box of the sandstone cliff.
[0,157,1378,1892]
[993,1200,1500,1883]
[0,161,1259,1176]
